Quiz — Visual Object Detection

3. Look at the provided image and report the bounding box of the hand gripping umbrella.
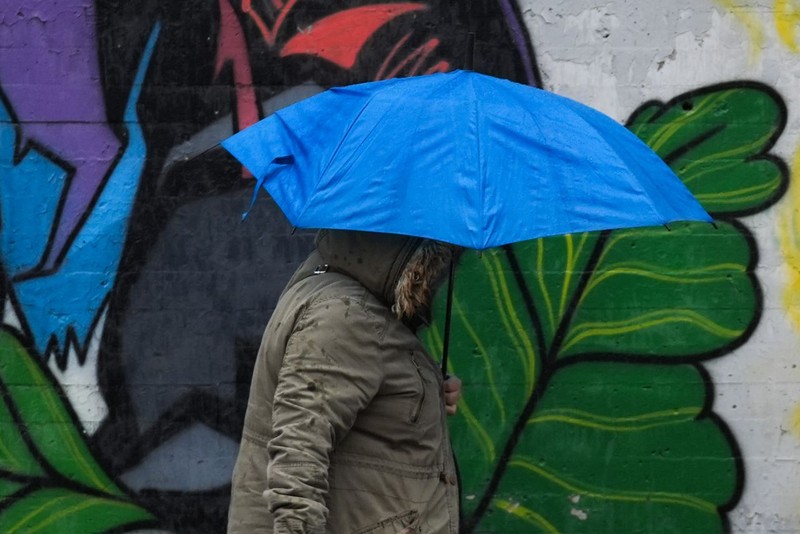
[221,70,713,374]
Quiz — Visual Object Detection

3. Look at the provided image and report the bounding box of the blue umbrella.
[222,70,712,250]
[221,70,713,370]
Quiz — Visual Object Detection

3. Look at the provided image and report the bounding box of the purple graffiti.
[0,0,122,278]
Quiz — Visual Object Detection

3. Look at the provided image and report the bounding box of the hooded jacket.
[227,230,460,534]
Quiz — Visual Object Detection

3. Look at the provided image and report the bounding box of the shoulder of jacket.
[298,273,392,339]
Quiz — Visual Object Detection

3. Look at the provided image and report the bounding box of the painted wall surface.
[0,0,797,532]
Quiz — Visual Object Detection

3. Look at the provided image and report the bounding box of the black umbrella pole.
[440,259,456,377]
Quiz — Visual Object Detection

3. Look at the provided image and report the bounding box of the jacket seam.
[242,428,270,447]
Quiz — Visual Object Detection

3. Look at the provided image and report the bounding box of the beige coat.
[228,231,460,534]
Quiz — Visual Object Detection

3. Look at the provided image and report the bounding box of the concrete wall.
[0,0,796,532]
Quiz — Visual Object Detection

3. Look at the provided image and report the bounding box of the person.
[228,229,463,534]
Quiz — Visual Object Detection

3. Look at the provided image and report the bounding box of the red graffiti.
[376,33,449,79]
[216,0,259,129]
[216,0,258,176]
[242,0,299,46]
[215,1,450,155]
[280,3,428,70]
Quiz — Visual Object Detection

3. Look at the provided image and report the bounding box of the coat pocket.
[353,509,419,534]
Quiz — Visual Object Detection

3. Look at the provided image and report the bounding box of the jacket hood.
[313,230,460,326]
[315,229,423,306]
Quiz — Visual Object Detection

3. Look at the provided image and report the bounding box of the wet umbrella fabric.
[221,70,712,251]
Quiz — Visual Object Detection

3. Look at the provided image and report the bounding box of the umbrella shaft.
[441,259,456,377]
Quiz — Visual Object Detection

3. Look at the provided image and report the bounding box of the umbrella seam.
[473,74,486,249]
[302,91,382,225]
[319,93,377,180]
[560,99,666,222]
[520,89,553,246]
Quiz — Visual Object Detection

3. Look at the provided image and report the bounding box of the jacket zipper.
[410,354,426,423]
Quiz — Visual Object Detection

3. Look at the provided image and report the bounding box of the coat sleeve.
[265,293,386,534]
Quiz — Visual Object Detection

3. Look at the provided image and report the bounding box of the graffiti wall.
[0,0,797,532]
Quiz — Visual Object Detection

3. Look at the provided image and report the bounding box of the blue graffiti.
[0,23,161,356]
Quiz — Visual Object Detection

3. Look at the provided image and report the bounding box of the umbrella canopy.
[221,70,712,250]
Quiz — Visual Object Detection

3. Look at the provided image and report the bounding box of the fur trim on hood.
[392,240,459,324]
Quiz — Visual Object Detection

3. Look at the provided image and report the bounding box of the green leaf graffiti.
[0,488,152,534]
[485,363,736,533]
[424,84,786,532]
[628,83,786,215]
[0,329,154,532]
[560,222,753,359]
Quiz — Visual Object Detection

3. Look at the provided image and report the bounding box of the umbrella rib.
[562,101,667,223]
[306,92,384,223]
[473,77,486,248]
[322,92,375,173]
